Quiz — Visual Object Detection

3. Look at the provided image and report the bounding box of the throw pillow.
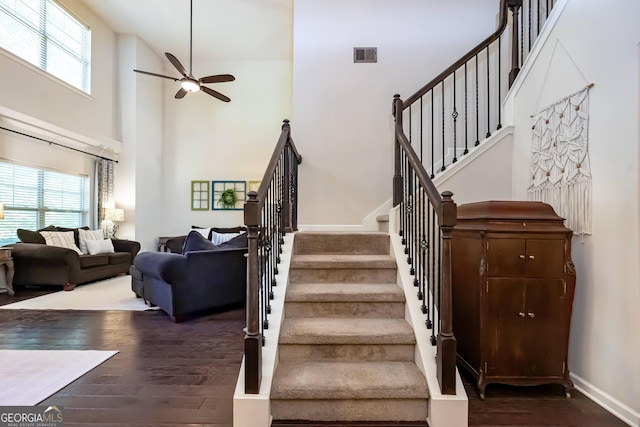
[16,225,57,244]
[210,230,241,246]
[40,231,82,255]
[182,230,219,254]
[219,232,248,249]
[78,229,105,254]
[17,229,45,244]
[193,227,211,239]
[86,238,115,255]
[56,226,89,247]
[212,226,246,234]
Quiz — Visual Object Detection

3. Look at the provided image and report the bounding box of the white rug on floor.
[0,350,117,405]
[0,276,157,311]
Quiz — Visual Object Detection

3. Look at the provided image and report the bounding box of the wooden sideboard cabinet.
[451,201,576,399]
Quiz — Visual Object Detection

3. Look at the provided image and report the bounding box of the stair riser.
[289,268,397,284]
[272,399,427,422]
[285,302,405,318]
[278,344,415,362]
[294,234,390,256]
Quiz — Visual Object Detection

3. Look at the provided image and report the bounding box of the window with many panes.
[0,0,91,93]
[0,161,89,245]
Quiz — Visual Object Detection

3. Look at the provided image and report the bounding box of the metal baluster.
[431,89,435,178]
[475,55,479,146]
[486,45,491,138]
[419,186,426,306]
[424,199,431,316]
[497,37,502,130]
[420,96,424,161]
[441,81,446,172]
[410,168,416,277]
[528,0,532,52]
[464,62,469,155]
[452,70,458,163]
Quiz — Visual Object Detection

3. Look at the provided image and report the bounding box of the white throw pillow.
[86,239,115,255]
[40,231,82,255]
[193,227,211,239]
[78,228,105,254]
[210,230,241,245]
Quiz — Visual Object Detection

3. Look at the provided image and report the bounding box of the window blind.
[0,0,91,93]
[0,161,89,245]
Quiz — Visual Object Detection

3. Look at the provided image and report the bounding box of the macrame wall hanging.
[527,84,593,235]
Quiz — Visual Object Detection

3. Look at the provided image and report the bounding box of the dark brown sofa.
[5,226,140,291]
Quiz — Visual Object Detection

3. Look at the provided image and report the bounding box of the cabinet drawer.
[487,239,525,277]
[525,239,565,278]
[487,238,565,278]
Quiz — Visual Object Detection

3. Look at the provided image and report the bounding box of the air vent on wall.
[354,47,377,63]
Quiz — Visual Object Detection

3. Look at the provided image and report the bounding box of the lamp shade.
[105,208,124,222]
[0,203,4,220]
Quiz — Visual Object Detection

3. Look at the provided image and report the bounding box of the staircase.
[270,232,428,423]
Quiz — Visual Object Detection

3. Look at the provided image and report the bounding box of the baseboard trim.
[570,372,639,427]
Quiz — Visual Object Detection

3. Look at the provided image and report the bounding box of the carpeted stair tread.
[279,318,416,344]
[286,283,405,302]
[291,254,397,269]
[294,232,390,255]
[271,361,428,400]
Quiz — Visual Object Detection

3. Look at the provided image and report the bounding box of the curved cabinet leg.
[63,283,76,291]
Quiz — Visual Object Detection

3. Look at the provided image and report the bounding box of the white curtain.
[95,159,115,235]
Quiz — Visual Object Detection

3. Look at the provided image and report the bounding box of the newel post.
[281,120,293,233]
[507,0,523,87]
[244,191,262,394]
[437,191,457,395]
[393,94,404,207]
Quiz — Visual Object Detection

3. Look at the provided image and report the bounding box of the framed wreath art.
[212,181,246,210]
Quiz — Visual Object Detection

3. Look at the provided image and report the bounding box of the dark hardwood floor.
[0,287,628,427]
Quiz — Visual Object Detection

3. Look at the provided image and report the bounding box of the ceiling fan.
[133,0,235,102]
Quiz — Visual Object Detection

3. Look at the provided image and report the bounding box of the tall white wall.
[0,0,117,141]
[509,0,640,422]
[160,59,292,236]
[293,0,498,226]
[115,35,164,251]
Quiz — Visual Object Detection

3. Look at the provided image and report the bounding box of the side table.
[0,248,15,296]
[158,236,179,252]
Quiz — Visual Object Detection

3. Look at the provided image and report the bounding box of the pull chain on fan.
[133,0,234,102]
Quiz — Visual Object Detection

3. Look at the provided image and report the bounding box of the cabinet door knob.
[528,312,535,318]
[528,255,535,260]
[518,312,525,317]
[519,255,525,259]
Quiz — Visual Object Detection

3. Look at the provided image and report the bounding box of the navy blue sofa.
[132,231,247,322]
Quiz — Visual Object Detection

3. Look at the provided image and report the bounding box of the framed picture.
[191,180,210,210]
[212,181,246,210]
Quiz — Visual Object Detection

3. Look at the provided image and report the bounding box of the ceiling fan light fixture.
[180,78,200,92]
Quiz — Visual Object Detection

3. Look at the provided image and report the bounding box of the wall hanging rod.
[0,126,118,163]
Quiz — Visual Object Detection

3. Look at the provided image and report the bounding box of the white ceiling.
[78,0,293,62]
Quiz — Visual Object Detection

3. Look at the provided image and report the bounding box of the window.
[0,161,89,245]
[0,0,91,93]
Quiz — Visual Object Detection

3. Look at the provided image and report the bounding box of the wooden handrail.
[252,120,303,212]
[403,0,509,108]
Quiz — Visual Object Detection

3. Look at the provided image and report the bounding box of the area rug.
[0,350,117,405]
[0,276,157,311]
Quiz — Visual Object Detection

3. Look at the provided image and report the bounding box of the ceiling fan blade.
[199,74,236,84]
[201,86,230,102]
[165,52,188,77]
[133,69,179,81]
[175,88,188,99]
